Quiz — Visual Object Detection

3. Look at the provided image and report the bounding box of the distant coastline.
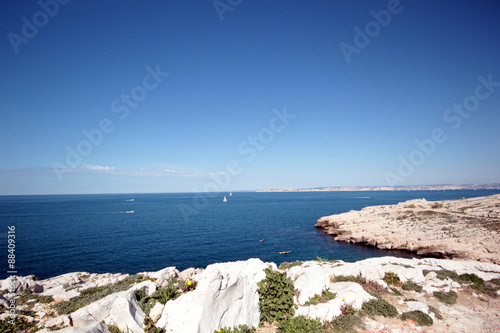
[256,183,500,192]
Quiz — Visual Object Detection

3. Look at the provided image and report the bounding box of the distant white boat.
[229,192,232,196]
[126,199,134,202]
[223,196,227,202]
[126,211,135,213]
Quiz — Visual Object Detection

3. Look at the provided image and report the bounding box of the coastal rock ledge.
[1,257,500,333]
[315,194,500,264]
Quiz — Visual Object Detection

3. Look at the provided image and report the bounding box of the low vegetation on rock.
[54,274,147,314]
[279,261,303,270]
[433,290,458,305]
[332,274,366,284]
[383,272,402,286]
[400,310,434,326]
[0,317,37,333]
[304,289,336,306]
[401,280,423,292]
[361,295,398,318]
[277,315,324,333]
[214,325,255,333]
[257,267,296,323]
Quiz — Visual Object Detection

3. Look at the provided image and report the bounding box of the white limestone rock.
[69,289,145,333]
[329,282,375,310]
[79,273,130,289]
[139,267,179,288]
[43,315,71,328]
[149,301,165,323]
[156,258,273,333]
[287,261,330,305]
[296,302,342,322]
[41,272,87,291]
[295,282,374,321]
[41,272,129,302]
[1,275,43,293]
[130,280,157,296]
[179,267,204,280]
[42,284,80,302]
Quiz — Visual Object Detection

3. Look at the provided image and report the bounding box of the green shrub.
[277,316,324,333]
[214,325,255,333]
[304,290,336,306]
[489,278,500,286]
[279,261,303,270]
[361,279,388,295]
[433,290,458,305]
[471,282,499,298]
[17,290,54,305]
[107,325,123,333]
[257,267,296,323]
[151,277,181,304]
[333,274,366,285]
[401,281,423,292]
[400,310,433,326]
[325,305,362,333]
[428,305,443,320]
[135,289,157,315]
[458,273,484,285]
[423,269,459,281]
[315,257,340,264]
[361,297,398,318]
[383,272,402,286]
[456,273,499,298]
[135,276,183,314]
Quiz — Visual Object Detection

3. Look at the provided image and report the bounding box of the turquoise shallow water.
[1,189,498,280]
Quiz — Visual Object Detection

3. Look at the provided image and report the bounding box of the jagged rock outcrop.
[41,272,130,301]
[156,258,273,333]
[138,267,179,287]
[295,282,374,321]
[0,275,43,293]
[315,194,500,263]
[69,289,145,333]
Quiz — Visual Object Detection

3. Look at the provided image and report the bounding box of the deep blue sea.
[1,190,499,280]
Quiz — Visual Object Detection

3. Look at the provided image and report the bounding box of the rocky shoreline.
[1,257,500,333]
[2,195,500,332]
[315,194,500,264]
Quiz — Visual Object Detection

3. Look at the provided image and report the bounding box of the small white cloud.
[82,164,117,171]
[1,164,214,179]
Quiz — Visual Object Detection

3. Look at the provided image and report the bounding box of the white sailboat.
[229,192,232,196]
[223,196,227,202]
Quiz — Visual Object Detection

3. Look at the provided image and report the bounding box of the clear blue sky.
[1,0,499,195]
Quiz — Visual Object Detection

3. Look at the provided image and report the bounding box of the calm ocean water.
[1,190,499,280]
